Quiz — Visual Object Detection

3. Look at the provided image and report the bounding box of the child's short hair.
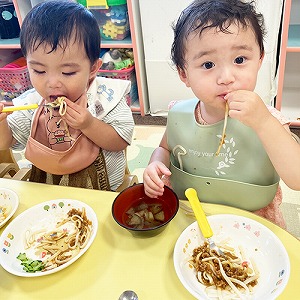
[171,0,266,70]
[20,0,101,65]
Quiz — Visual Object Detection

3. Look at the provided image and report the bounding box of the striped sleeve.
[102,96,134,145]
[7,110,33,150]
[102,96,134,191]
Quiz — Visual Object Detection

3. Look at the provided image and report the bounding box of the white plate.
[0,199,98,277]
[0,188,19,228]
[174,214,290,300]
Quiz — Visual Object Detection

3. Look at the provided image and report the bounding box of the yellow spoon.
[185,188,224,256]
[1,103,39,112]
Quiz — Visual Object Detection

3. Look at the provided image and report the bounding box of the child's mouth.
[218,94,227,99]
[49,95,66,102]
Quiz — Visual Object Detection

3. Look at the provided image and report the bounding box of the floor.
[133,114,167,126]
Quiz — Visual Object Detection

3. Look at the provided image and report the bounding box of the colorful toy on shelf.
[0,3,20,39]
[90,2,129,40]
[107,5,128,26]
[118,48,134,60]
[114,58,133,70]
[101,49,122,69]
[100,48,134,70]
[102,20,128,40]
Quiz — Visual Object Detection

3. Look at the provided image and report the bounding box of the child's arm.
[254,115,300,190]
[61,98,129,151]
[227,90,300,190]
[0,104,16,149]
[143,131,172,198]
[81,117,128,151]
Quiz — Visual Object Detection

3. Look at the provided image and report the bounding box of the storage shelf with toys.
[276,0,300,127]
[0,0,149,115]
[98,48,138,105]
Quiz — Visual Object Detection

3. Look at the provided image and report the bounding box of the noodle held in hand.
[215,102,229,156]
[45,96,67,117]
[45,96,74,140]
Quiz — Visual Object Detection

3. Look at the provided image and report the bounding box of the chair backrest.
[0,149,17,164]
[116,148,139,192]
[0,149,31,181]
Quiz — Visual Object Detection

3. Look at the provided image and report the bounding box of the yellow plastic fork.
[185,188,224,256]
[2,103,39,112]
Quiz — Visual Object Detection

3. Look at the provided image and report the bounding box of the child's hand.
[0,103,11,122]
[225,90,271,130]
[143,161,172,198]
[62,96,94,130]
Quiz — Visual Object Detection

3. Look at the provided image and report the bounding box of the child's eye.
[62,72,76,76]
[202,61,215,69]
[235,56,246,64]
[33,69,45,74]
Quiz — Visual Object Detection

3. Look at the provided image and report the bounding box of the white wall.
[139,0,283,115]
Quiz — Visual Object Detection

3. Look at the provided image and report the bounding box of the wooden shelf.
[276,0,300,127]
[287,24,300,50]
[0,36,134,49]
[101,36,133,48]
[0,38,20,48]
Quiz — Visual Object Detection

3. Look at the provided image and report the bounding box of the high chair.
[0,149,32,180]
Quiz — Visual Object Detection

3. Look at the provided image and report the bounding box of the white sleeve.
[102,96,134,145]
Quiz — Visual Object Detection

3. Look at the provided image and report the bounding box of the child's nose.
[217,67,235,85]
[47,76,62,89]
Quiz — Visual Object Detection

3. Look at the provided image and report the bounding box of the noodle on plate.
[24,207,92,271]
[190,242,259,299]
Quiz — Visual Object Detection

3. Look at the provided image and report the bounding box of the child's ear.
[90,58,102,79]
[178,67,191,87]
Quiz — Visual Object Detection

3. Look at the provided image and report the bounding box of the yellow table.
[0,178,299,299]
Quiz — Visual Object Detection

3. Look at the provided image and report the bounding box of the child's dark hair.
[171,0,266,70]
[20,0,101,65]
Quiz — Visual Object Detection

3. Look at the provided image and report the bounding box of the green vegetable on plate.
[17,253,45,273]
